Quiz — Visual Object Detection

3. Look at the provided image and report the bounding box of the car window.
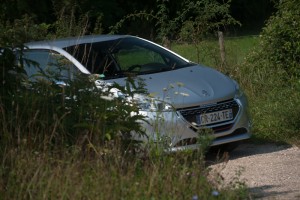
[64,37,189,79]
[64,43,120,77]
[20,50,79,82]
[112,45,165,71]
[108,38,187,74]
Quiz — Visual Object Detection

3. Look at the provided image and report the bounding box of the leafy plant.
[0,15,50,45]
[258,0,300,78]
[0,44,147,154]
[110,0,238,46]
[235,0,300,144]
[179,0,240,64]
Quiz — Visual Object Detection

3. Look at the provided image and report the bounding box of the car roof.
[23,35,134,74]
[25,34,130,49]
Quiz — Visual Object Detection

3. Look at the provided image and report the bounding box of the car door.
[20,49,80,83]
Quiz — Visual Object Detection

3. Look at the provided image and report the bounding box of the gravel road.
[207,142,300,199]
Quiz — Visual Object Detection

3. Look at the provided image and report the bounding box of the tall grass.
[0,88,248,199]
[172,36,259,74]
[1,144,248,199]
[242,50,300,145]
[0,115,247,200]
[0,64,247,199]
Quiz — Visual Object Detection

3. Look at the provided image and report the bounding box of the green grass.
[0,145,248,199]
[0,73,248,199]
[171,36,259,68]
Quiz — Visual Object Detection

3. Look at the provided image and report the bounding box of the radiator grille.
[177,99,239,126]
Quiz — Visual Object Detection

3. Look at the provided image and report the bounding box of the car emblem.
[202,90,210,96]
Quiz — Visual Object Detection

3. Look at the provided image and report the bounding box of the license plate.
[196,109,233,125]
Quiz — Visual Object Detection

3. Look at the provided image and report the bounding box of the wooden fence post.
[218,31,226,71]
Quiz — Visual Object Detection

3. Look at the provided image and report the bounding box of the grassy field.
[1,147,248,199]
[1,35,299,199]
[172,36,259,68]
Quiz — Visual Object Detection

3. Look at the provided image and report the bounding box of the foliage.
[243,47,300,144]
[230,0,275,34]
[0,3,104,44]
[258,0,300,78]
[0,0,274,37]
[178,0,239,63]
[110,0,239,45]
[0,46,146,152]
[236,0,300,144]
[0,146,248,200]
[179,0,240,41]
[109,0,176,42]
[50,7,90,38]
[0,15,50,45]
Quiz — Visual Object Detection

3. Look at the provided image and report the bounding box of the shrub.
[259,0,300,79]
[0,46,146,153]
[240,0,300,144]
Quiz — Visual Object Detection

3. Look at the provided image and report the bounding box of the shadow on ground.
[249,185,300,199]
[205,141,292,166]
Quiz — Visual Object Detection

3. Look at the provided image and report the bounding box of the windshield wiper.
[102,72,127,80]
[176,62,196,69]
[137,67,172,75]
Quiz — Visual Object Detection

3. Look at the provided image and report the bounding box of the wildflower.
[212,190,219,196]
[176,82,184,87]
[148,93,157,98]
[180,92,189,97]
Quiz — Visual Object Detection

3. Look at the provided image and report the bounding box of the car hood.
[107,65,236,108]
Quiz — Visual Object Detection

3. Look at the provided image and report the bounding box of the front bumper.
[135,94,251,152]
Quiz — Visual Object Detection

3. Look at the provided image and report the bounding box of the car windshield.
[63,37,192,79]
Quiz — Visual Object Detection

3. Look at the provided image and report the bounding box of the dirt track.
[207,142,300,199]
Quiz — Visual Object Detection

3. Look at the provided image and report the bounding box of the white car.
[22,35,251,152]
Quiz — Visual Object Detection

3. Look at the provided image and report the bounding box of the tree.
[259,0,300,78]
[229,0,275,34]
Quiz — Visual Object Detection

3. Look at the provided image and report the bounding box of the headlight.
[136,97,173,112]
